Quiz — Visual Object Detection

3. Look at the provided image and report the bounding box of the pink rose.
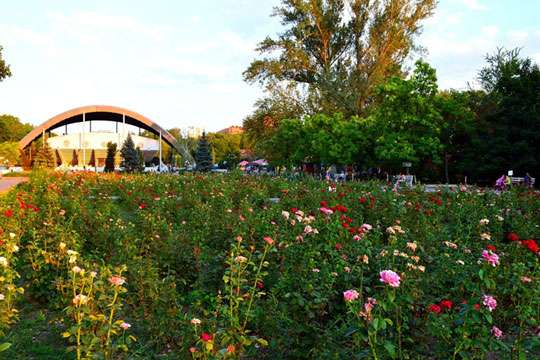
[108,275,125,286]
[380,270,401,288]
[482,295,497,312]
[491,325,503,339]
[343,289,359,302]
[120,322,131,330]
[481,250,500,267]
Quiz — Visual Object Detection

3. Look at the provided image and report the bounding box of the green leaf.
[384,341,397,359]
[0,343,11,352]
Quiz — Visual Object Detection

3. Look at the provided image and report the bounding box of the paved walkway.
[0,177,29,195]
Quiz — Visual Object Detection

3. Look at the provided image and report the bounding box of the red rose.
[486,245,497,252]
[473,303,481,311]
[335,243,343,251]
[320,201,328,207]
[507,232,519,242]
[359,197,367,204]
[256,281,264,289]
[139,203,146,210]
[200,332,213,342]
[4,209,13,218]
[428,304,442,314]
[521,240,539,253]
[440,299,453,310]
[291,207,298,214]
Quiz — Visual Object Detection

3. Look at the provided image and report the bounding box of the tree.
[71,149,79,167]
[0,142,19,166]
[0,115,33,142]
[195,132,212,172]
[0,45,11,82]
[88,149,96,167]
[105,142,117,173]
[465,48,540,182]
[120,134,143,173]
[207,132,242,164]
[244,0,436,116]
[371,60,443,174]
[33,142,55,169]
[55,149,63,167]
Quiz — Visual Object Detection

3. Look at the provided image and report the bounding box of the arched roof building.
[19,105,194,166]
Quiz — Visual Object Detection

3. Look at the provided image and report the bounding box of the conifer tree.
[120,134,143,172]
[33,141,55,169]
[88,149,96,167]
[195,132,212,172]
[105,142,117,173]
[55,149,63,167]
[71,149,79,167]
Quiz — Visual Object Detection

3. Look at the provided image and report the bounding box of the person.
[504,175,512,188]
[524,172,532,188]
[495,174,506,190]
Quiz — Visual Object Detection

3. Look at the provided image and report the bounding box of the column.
[159,131,162,171]
[82,113,86,166]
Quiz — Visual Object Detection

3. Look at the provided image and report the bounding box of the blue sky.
[0,0,539,132]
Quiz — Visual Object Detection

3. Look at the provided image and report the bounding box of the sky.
[0,0,539,132]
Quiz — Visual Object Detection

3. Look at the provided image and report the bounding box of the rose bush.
[0,171,538,359]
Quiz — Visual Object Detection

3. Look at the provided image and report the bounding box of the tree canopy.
[0,45,11,82]
[244,0,436,117]
[0,115,33,142]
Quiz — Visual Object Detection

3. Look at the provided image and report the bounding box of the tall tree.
[104,142,117,173]
[244,0,436,116]
[120,134,143,173]
[371,60,443,174]
[0,45,12,82]
[195,132,213,172]
[466,48,540,181]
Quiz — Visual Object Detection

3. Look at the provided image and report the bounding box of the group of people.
[495,173,535,190]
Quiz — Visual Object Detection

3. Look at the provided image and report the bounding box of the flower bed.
[0,172,539,359]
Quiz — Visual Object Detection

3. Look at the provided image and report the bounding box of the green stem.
[241,244,269,332]
[104,290,119,359]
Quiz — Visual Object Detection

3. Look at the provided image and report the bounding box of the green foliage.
[104,142,117,173]
[0,142,20,166]
[0,173,539,358]
[0,115,33,142]
[195,132,213,171]
[120,135,143,173]
[370,60,443,171]
[464,48,540,182]
[207,133,242,166]
[0,45,11,82]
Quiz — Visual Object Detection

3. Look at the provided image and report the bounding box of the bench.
[510,177,536,186]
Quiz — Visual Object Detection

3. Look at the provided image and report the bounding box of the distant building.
[184,126,204,139]
[217,126,244,135]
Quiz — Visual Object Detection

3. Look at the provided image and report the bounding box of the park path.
[0,177,29,195]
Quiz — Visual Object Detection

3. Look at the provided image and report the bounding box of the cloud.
[458,0,488,11]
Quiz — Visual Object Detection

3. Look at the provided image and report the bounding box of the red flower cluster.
[521,239,539,254]
[486,244,497,252]
[428,299,453,314]
[200,332,213,342]
[3,209,13,218]
[507,232,519,242]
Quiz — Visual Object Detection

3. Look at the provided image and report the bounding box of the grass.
[3,303,73,360]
